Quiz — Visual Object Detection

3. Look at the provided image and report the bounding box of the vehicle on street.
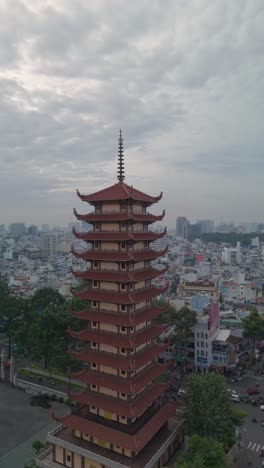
[231,394,240,402]
[247,387,260,395]
[260,405,264,411]
[178,387,186,397]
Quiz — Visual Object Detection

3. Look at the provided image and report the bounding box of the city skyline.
[0,1,263,226]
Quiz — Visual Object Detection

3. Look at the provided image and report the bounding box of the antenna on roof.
[117,129,125,182]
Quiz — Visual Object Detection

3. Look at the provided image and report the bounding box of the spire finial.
[117,129,125,182]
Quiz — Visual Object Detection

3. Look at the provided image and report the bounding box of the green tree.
[178,435,228,468]
[32,440,44,454]
[31,287,65,312]
[184,373,235,449]
[172,306,196,341]
[15,306,40,371]
[242,309,264,349]
[0,282,26,358]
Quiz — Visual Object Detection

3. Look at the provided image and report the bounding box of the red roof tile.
[69,382,169,418]
[68,363,169,394]
[69,303,169,326]
[71,284,168,305]
[77,182,163,205]
[53,401,177,452]
[69,343,166,371]
[72,228,166,242]
[71,267,167,283]
[68,324,167,347]
[72,246,168,262]
[73,209,165,223]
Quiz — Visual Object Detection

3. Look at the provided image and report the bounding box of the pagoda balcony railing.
[92,227,150,233]
[80,284,166,295]
[94,209,149,215]
[75,266,164,274]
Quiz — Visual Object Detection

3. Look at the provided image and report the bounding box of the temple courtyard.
[0,382,65,468]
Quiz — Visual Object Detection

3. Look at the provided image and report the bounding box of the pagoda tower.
[40,132,183,468]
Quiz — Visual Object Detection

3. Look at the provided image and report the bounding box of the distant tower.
[176,217,189,239]
[43,132,183,468]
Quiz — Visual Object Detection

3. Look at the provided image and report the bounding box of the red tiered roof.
[69,382,169,418]
[68,324,167,347]
[77,182,162,205]
[73,208,165,223]
[72,246,168,262]
[71,284,168,305]
[53,401,177,452]
[69,343,166,371]
[72,228,166,242]
[71,267,167,283]
[68,363,169,394]
[69,303,169,326]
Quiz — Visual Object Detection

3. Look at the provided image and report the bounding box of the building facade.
[37,133,183,468]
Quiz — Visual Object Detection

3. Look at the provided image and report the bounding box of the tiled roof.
[53,401,177,452]
[77,182,163,204]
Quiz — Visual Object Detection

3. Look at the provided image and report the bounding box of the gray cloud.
[0,0,263,226]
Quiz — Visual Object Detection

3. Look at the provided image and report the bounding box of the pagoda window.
[91,321,98,328]
[120,392,127,399]
[93,281,98,288]
[95,224,100,231]
[130,304,135,311]
[120,326,126,333]
[121,223,126,230]
[94,242,99,250]
[129,284,134,290]
[147,319,151,325]
[91,384,97,390]
[93,261,99,269]
[91,405,96,410]
[121,263,126,270]
[121,283,126,291]
[91,342,97,349]
[121,304,126,312]
[120,370,126,376]
[91,363,97,369]
[120,348,127,355]
[66,455,71,462]
[121,242,126,250]
[92,301,97,308]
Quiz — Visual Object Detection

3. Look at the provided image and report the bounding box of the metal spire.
[117,129,125,182]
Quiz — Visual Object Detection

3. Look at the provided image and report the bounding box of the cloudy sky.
[0,0,263,228]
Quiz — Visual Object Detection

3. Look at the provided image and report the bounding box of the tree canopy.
[184,373,235,449]
[242,309,264,344]
[178,435,228,468]
[172,306,196,342]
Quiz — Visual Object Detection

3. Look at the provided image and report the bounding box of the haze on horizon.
[0,0,263,228]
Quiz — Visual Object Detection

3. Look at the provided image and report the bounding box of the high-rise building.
[41,224,50,233]
[176,216,189,239]
[197,220,214,234]
[10,223,26,236]
[38,132,183,468]
[41,234,57,260]
[28,224,38,236]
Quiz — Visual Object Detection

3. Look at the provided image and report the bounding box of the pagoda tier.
[73,208,165,223]
[53,401,177,453]
[69,343,167,371]
[71,245,168,262]
[76,182,162,205]
[72,227,167,242]
[71,266,167,282]
[68,324,167,348]
[71,284,168,305]
[68,363,170,394]
[69,303,169,326]
[69,381,170,419]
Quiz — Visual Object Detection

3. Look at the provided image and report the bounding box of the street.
[227,368,264,468]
